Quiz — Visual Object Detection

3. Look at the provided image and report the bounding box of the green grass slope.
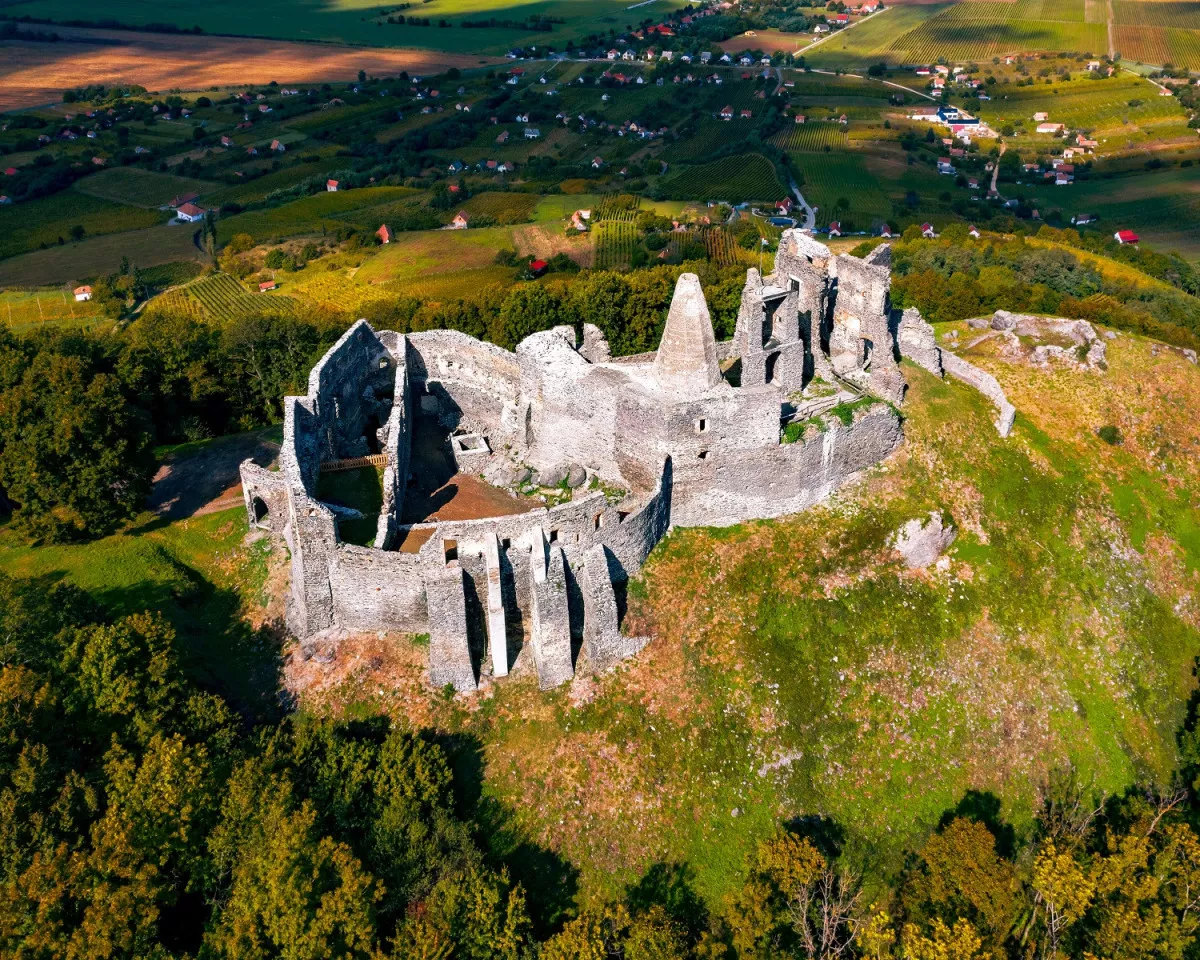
[299,324,1200,907]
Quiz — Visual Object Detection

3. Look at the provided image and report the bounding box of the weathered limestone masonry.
[241,231,955,694]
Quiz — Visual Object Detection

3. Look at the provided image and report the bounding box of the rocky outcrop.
[892,511,956,569]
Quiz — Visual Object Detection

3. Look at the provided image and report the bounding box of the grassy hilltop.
[6,306,1199,913]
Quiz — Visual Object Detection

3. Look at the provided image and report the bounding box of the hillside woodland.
[3,233,1200,959]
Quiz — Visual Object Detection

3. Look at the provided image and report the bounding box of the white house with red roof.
[327,179,340,192]
[74,285,92,302]
[921,222,937,238]
[176,202,207,223]
[1114,230,1139,245]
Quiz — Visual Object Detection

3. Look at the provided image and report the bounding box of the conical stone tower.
[653,273,722,398]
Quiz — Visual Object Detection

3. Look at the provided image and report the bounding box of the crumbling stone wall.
[406,330,522,440]
[939,349,1016,437]
[243,233,933,694]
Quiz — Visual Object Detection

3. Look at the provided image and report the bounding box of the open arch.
[251,496,270,527]
[764,351,780,384]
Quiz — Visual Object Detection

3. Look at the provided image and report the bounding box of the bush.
[1097,424,1122,445]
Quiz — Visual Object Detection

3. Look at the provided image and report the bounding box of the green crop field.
[159,273,300,322]
[771,121,850,154]
[203,160,349,208]
[0,191,167,261]
[1017,168,1200,262]
[793,153,890,229]
[0,223,206,287]
[458,191,538,225]
[0,288,110,331]
[2,0,690,55]
[72,168,217,209]
[661,154,788,204]
[354,226,518,286]
[216,186,419,243]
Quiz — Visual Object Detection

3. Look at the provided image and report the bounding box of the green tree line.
[5,568,1200,959]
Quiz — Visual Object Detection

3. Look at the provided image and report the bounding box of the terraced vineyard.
[792,154,890,230]
[702,227,743,267]
[1114,22,1200,68]
[162,273,300,322]
[771,121,849,154]
[884,0,1107,62]
[660,154,788,204]
[594,196,641,271]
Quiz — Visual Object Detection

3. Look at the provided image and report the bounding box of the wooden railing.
[319,453,387,473]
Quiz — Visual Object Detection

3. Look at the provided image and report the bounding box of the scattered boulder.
[967,316,990,330]
[990,309,1020,331]
[566,464,588,488]
[538,464,569,488]
[891,511,956,569]
[1184,349,1198,365]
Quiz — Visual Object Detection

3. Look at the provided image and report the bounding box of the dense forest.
[4,566,1200,959]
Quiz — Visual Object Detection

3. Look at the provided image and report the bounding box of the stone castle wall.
[241,232,994,694]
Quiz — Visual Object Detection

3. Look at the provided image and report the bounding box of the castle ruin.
[242,232,954,693]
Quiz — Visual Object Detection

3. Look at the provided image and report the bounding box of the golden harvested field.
[0,27,501,112]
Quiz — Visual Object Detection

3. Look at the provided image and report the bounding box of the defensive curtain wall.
[241,231,1013,694]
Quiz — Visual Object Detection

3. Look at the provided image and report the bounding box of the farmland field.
[216,187,419,243]
[0,0,690,57]
[458,191,539,225]
[660,154,788,204]
[0,190,167,260]
[1113,23,1200,69]
[0,288,110,331]
[174,273,299,322]
[202,160,351,208]
[354,226,519,285]
[793,153,891,229]
[0,26,499,112]
[0,223,205,287]
[72,168,217,209]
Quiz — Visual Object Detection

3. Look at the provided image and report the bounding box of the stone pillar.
[426,569,477,692]
[484,533,508,677]
[529,531,575,689]
[580,544,649,673]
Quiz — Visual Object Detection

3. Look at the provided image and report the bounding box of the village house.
[1071,213,1097,225]
[170,192,200,210]
[1036,123,1064,134]
[1114,229,1139,244]
[74,285,92,302]
[879,224,893,238]
[259,280,278,292]
[827,221,842,237]
[451,211,470,229]
[719,105,734,120]
[176,202,207,223]
[524,127,541,139]
[968,225,981,238]
[327,179,340,192]
[376,224,393,244]
[921,222,937,238]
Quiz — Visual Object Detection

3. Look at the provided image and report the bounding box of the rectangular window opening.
[548,529,559,543]
[443,538,458,563]
[593,513,603,531]
[698,450,709,460]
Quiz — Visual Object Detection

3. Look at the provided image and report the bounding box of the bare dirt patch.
[149,428,279,520]
[0,28,500,112]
